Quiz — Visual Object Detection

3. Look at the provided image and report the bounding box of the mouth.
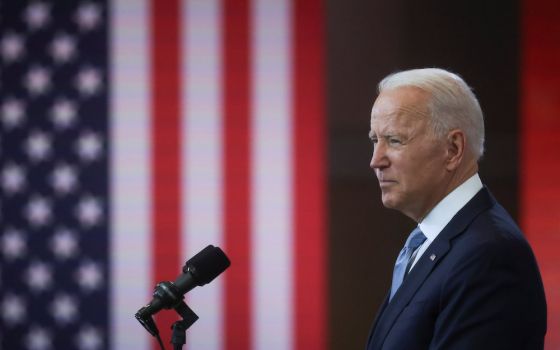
[376,171,396,186]
[378,179,397,187]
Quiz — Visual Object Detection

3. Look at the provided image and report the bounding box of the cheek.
[397,157,438,190]
[413,161,446,190]
[394,159,419,183]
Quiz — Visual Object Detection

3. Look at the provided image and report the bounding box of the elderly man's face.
[369,86,449,221]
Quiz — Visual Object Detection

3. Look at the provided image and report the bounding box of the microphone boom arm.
[134,245,230,345]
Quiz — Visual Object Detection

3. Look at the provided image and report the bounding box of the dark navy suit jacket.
[366,188,547,350]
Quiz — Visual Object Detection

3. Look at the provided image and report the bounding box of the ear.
[445,129,466,171]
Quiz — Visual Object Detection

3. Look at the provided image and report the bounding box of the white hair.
[379,68,485,159]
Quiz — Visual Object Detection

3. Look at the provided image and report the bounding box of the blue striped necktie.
[389,227,427,301]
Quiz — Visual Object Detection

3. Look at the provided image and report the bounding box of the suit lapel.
[366,293,389,348]
[368,188,495,349]
[369,239,450,349]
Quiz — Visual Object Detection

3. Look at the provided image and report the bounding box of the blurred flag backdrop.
[1,0,326,349]
[521,0,560,346]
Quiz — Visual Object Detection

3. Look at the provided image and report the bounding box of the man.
[366,68,547,349]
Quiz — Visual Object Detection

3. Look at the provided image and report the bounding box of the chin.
[381,194,399,210]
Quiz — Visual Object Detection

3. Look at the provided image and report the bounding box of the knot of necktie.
[405,227,427,250]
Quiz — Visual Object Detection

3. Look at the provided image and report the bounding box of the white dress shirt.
[409,173,483,270]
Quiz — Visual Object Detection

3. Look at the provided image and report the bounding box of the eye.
[388,137,402,145]
[370,138,378,150]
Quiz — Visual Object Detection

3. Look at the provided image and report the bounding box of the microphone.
[135,245,231,336]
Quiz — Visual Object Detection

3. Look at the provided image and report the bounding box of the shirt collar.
[418,173,483,242]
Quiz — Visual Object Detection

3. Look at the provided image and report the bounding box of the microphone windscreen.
[185,245,231,285]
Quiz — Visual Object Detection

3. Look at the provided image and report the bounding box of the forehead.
[370,86,430,132]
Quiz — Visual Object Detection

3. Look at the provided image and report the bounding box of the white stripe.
[181,0,224,349]
[252,0,293,349]
[110,0,151,349]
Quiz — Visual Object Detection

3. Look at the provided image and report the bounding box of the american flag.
[1,0,326,349]
[2,1,109,349]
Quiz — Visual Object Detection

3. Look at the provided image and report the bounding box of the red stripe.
[521,0,560,348]
[223,0,252,348]
[150,0,182,347]
[293,0,327,348]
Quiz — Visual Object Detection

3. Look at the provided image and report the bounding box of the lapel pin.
[430,254,436,261]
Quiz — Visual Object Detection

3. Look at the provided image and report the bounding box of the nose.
[370,140,389,170]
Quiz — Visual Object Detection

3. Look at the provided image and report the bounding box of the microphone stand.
[170,301,199,350]
[135,244,231,349]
